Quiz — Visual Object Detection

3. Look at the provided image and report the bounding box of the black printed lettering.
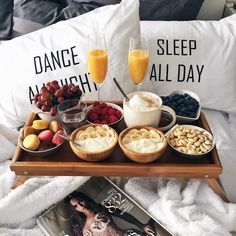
[157,39,165,55]
[181,40,188,56]
[61,49,71,67]
[71,46,80,65]
[196,65,204,82]
[51,51,61,70]
[178,64,185,82]
[173,39,180,55]
[34,56,43,74]
[150,64,157,81]
[186,65,194,82]
[44,54,53,72]
[189,40,196,55]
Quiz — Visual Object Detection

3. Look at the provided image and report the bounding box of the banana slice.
[122,137,131,144]
[137,128,148,135]
[89,131,100,138]
[78,131,90,140]
[148,130,161,139]
[85,127,95,132]
[97,129,109,138]
[130,133,142,141]
[128,129,138,135]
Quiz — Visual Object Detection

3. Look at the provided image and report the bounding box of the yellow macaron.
[32,119,49,130]
[23,134,40,151]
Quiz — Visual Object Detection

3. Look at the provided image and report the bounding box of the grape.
[50,107,57,116]
[33,81,83,115]
[46,85,55,94]
[40,92,51,103]
[57,97,65,104]
[55,89,64,98]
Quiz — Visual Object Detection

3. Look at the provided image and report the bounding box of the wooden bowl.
[118,125,168,163]
[70,124,118,162]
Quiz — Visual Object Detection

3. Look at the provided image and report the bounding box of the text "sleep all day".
[150,39,205,83]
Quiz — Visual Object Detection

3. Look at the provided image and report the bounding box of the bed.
[0,0,236,235]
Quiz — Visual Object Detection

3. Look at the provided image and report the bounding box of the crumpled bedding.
[0,108,236,236]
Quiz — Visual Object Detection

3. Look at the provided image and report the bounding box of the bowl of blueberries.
[161,89,201,123]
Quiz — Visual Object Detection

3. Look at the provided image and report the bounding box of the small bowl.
[29,104,60,122]
[164,89,201,123]
[167,125,215,159]
[118,125,168,163]
[18,133,64,157]
[70,124,118,162]
[86,102,123,126]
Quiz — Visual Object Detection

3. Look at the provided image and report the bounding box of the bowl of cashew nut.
[167,125,215,158]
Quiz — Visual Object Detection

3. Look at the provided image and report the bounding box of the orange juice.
[88,49,108,84]
[128,49,149,85]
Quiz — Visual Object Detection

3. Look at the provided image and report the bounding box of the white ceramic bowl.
[86,102,123,126]
[167,125,215,159]
[163,89,201,123]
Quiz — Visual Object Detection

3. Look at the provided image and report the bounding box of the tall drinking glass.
[128,36,149,90]
[87,34,108,101]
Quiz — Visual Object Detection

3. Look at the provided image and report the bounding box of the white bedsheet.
[0,108,236,235]
[203,109,236,202]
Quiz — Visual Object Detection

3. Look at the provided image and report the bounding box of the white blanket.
[0,114,236,236]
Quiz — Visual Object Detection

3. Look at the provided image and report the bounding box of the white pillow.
[140,15,236,114]
[0,0,140,128]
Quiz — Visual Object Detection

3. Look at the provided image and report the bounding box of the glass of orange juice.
[87,33,108,101]
[128,36,149,90]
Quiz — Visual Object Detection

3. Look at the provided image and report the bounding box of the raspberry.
[108,108,115,116]
[101,120,107,124]
[94,120,100,124]
[93,101,100,107]
[115,110,122,118]
[100,103,107,108]
[101,107,108,115]
[89,113,98,121]
[109,115,118,123]
[92,107,101,114]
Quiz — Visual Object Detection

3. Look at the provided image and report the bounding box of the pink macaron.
[38,130,54,142]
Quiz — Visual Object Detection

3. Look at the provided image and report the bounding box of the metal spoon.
[56,132,81,146]
[157,124,179,143]
[113,78,130,101]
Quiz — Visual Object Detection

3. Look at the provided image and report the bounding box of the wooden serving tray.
[10,105,222,178]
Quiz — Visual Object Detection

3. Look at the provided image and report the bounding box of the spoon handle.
[56,133,81,146]
[158,124,179,143]
[113,78,130,101]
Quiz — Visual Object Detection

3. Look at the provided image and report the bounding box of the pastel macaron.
[23,134,40,151]
[38,130,54,142]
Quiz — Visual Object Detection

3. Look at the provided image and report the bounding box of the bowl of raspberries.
[86,102,123,126]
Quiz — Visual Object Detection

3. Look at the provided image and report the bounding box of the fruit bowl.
[18,119,64,157]
[118,125,168,163]
[86,102,123,126]
[70,124,118,161]
[32,80,83,122]
[161,89,201,123]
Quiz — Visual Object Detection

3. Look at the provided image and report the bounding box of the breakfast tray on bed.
[10,105,222,179]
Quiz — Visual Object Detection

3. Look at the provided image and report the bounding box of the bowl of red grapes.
[161,89,201,123]
[32,80,83,122]
[86,102,123,126]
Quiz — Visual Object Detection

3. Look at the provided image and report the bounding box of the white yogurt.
[129,94,159,111]
[78,137,113,152]
[124,138,164,153]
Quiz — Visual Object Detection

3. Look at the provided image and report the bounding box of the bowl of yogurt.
[118,125,168,163]
[123,91,176,131]
[70,124,118,161]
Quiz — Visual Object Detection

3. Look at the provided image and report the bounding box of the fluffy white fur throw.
[0,123,236,236]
